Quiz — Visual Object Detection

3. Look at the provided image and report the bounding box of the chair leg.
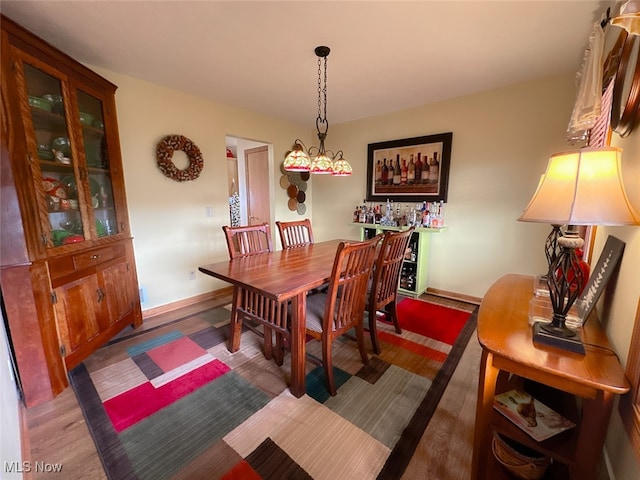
[387,300,402,334]
[355,323,370,365]
[273,332,285,366]
[322,339,337,396]
[263,326,274,360]
[228,290,243,353]
[368,308,381,355]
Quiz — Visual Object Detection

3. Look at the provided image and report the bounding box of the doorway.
[225,136,273,228]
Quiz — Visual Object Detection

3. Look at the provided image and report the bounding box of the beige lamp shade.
[611,1,640,35]
[310,153,334,174]
[331,155,353,176]
[284,142,311,172]
[518,147,640,225]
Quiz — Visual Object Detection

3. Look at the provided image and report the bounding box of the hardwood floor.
[23,294,480,480]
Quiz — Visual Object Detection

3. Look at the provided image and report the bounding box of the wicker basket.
[491,433,551,480]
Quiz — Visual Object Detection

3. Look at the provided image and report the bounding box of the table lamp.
[518,146,640,354]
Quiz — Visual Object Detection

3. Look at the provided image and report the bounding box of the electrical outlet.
[189,270,196,280]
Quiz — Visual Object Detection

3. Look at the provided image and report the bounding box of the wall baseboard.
[426,287,482,305]
[142,286,480,320]
[141,287,234,320]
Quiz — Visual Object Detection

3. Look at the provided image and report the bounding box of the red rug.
[381,298,471,345]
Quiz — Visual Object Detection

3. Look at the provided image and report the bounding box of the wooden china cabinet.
[1,15,142,407]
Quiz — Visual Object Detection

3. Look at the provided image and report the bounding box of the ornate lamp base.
[532,322,585,354]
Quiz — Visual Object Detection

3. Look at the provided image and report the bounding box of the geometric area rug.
[69,300,477,480]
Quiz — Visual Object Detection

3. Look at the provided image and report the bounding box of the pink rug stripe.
[146,336,208,372]
[378,331,448,363]
[104,359,230,432]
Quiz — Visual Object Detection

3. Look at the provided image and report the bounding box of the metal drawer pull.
[91,254,100,259]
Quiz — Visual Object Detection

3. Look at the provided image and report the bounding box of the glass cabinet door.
[76,89,118,238]
[23,62,86,248]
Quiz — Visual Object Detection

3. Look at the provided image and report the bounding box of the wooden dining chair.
[222,223,273,259]
[222,223,285,363]
[276,219,314,249]
[304,234,383,395]
[366,227,414,354]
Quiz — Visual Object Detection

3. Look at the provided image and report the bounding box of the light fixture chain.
[323,55,328,122]
[317,56,322,121]
[284,45,351,175]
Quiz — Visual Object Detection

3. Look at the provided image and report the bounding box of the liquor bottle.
[415,153,423,184]
[421,156,430,183]
[430,202,439,227]
[386,198,392,219]
[353,205,360,223]
[407,272,416,291]
[375,160,382,185]
[381,158,388,185]
[388,159,395,185]
[436,200,445,227]
[429,152,440,184]
[422,202,431,227]
[368,204,375,224]
[400,158,408,185]
[393,155,401,185]
[408,154,415,184]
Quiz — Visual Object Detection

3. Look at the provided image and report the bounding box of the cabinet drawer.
[49,243,125,280]
[73,244,124,270]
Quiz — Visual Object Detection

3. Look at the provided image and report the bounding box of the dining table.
[198,239,345,397]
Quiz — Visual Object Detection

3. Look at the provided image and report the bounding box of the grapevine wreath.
[156,135,204,182]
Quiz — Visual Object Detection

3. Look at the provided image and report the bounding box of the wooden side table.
[471,274,629,479]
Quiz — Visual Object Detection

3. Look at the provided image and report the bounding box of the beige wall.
[597,130,640,480]
[318,74,578,299]
[92,68,310,309]
[100,67,580,306]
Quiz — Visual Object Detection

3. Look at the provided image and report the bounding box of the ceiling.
[1,1,616,127]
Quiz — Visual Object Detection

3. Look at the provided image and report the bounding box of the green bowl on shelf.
[79,112,94,126]
[51,229,71,246]
[28,96,53,112]
[96,220,107,237]
[42,94,63,104]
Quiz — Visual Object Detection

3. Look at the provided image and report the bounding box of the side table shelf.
[472,274,629,480]
[351,223,445,297]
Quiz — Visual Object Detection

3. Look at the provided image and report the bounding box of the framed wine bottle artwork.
[366,132,452,202]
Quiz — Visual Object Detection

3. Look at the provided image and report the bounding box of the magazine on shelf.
[493,389,575,442]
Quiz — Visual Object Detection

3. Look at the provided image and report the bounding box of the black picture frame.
[366,132,452,203]
[578,235,626,324]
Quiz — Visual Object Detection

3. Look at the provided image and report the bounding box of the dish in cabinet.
[28,95,52,112]
[42,177,67,199]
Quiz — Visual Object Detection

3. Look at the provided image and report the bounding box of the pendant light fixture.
[283,46,352,176]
